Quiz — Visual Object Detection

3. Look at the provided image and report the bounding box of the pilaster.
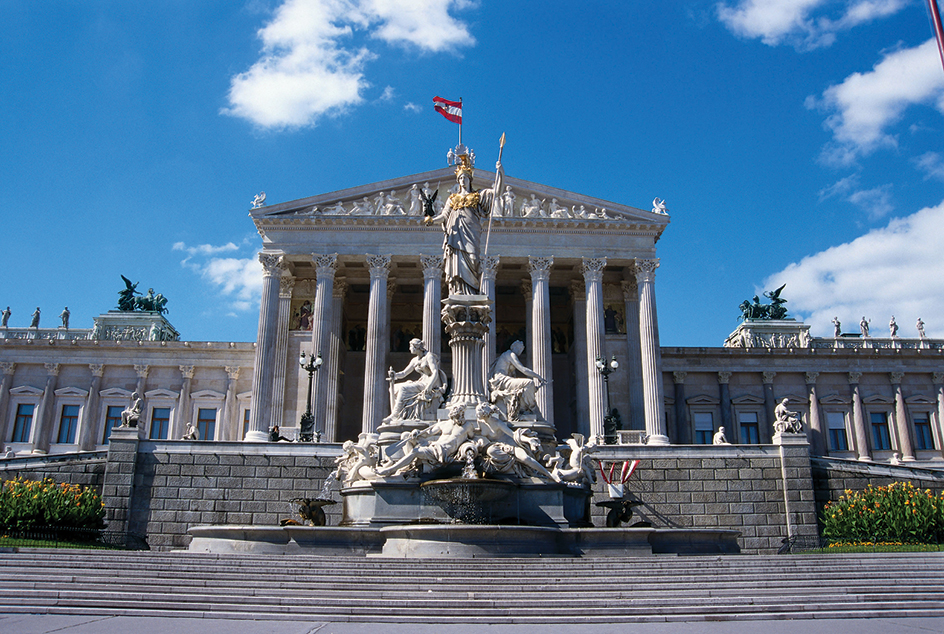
[32,363,60,454]
[890,372,914,461]
[848,372,870,461]
[78,364,104,451]
[805,371,824,456]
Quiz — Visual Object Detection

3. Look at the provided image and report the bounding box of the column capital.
[933,372,944,385]
[366,254,392,279]
[481,255,500,281]
[44,363,60,377]
[278,275,296,298]
[805,371,820,385]
[333,278,349,298]
[134,364,149,379]
[89,364,105,378]
[225,366,241,381]
[1,362,16,375]
[620,278,638,302]
[762,371,777,384]
[179,365,195,380]
[259,253,285,277]
[889,371,904,385]
[673,371,687,385]
[420,254,444,279]
[312,253,339,278]
[581,257,606,283]
[848,371,862,384]
[717,371,732,384]
[634,258,660,283]
[529,256,554,282]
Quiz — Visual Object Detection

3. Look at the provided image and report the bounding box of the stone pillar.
[582,257,607,441]
[481,255,500,388]
[529,256,554,427]
[102,425,143,545]
[246,253,285,442]
[673,372,689,444]
[362,255,391,433]
[223,367,240,441]
[32,363,60,454]
[0,363,14,444]
[271,275,296,430]
[443,297,491,407]
[621,277,645,431]
[849,372,870,461]
[325,279,348,442]
[78,364,104,451]
[718,372,733,443]
[521,280,533,367]
[762,371,777,445]
[805,372,824,456]
[384,280,397,360]
[935,373,944,448]
[890,372,914,461]
[569,281,590,437]
[421,255,444,357]
[310,254,338,435]
[635,259,668,444]
[175,365,194,441]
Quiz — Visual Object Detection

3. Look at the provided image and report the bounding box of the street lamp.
[595,355,619,444]
[299,351,323,442]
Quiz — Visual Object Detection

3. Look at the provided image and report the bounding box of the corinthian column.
[0,363,15,444]
[362,254,391,433]
[806,372,824,456]
[175,365,194,440]
[325,279,348,442]
[635,258,668,444]
[421,255,444,357]
[270,275,296,430]
[481,255,500,388]
[582,258,607,441]
[246,253,285,442]
[890,372,914,461]
[529,256,554,427]
[78,364,104,451]
[310,254,338,436]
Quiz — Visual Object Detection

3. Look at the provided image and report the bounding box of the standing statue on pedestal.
[488,340,546,421]
[424,147,503,296]
[383,338,446,424]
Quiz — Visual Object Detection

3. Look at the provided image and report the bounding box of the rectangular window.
[149,407,170,440]
[693,412,714,445]
[56,404,80,444]
[197,408,217,441]
[914,413,935,451]
[243,409,251,439]
[103,405,124,444]
[870,412,891,451]
[826,411,849,452]
[11,404,34,443]
[738,412,759,444]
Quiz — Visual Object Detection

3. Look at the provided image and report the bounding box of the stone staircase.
[0,549,943,623]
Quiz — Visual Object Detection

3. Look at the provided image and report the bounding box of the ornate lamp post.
[298,351,323,442]
[595,355,620,444]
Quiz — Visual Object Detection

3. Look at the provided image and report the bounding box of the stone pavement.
[3,614,944,634]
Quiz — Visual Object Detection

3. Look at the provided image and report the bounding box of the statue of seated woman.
[488,340,546,421]
[383,338,446,424]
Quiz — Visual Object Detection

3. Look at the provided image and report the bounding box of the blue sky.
[2,1,943,347]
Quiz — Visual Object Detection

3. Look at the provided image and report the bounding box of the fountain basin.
[380,524,560,557]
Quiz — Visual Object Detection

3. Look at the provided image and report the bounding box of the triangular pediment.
[251,167,670,232]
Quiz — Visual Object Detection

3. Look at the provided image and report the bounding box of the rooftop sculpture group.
[118,275,168,314]
[739,284,789,321]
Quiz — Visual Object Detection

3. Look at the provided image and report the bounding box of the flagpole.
[928,0,944,75]
[459,98,463,146]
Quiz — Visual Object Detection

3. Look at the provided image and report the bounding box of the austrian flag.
[433,96,462,124]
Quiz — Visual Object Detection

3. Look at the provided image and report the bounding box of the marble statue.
[182,424,199,440]
[29,308,40,328]
[383,338,446,424]
[889,316,898,338]
[376,405,476,477]
[326,201,347,215]
[652,197,668,214]
[1,307,10,327]
[424,150,503,296]
[488,340,546,421]
[500,186,516,217]
[120,392,143,428]
[408,184,422,216]
[380,191,404,216]
[860,316,870,338]
[520,194,544,218]
[59,307,70,329]
[251,192,266,208]
[917,317,927,339]
[549,433,596,484]
[335,433,382,486]
[351,197,373,215]
[832,317,841,337]
[474,403,559,481]
[712,426,730,445]
[548,198,571,218]
[773,398,803,434]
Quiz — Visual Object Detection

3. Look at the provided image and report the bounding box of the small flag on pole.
[433,96,462,124]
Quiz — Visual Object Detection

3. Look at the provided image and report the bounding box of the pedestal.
[441,295,491,408]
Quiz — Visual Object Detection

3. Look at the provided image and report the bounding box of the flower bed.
[822,482,944,545]
[0,477,105,532]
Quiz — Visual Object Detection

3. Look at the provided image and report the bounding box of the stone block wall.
[0,453,106,492]
[812,456,944,515]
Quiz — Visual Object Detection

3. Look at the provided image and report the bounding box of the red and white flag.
[433,96,462,124]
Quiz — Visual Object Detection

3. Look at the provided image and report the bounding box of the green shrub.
[822,482,944,545]
[0,477,105,531]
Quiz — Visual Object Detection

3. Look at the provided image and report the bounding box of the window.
[197,408,217,441]
[243,409,251,439]
[738,412,759,444]
[11,404,34,443]
[914,413,935,451]
[826,412,849,452]
[56,405,80,444]
[149,407,170,440]
[693,412,714,445]
[870,412,891,451]
[103,405,123,443]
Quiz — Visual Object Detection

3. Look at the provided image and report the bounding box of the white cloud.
[808,39,944,165]
[175,241,263,313]
[223,0,474,128]
[403,101,422,113]
[846,183,894,219]
[716,0,909,50]
[764,198,944,338]
[915,151,944,181]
